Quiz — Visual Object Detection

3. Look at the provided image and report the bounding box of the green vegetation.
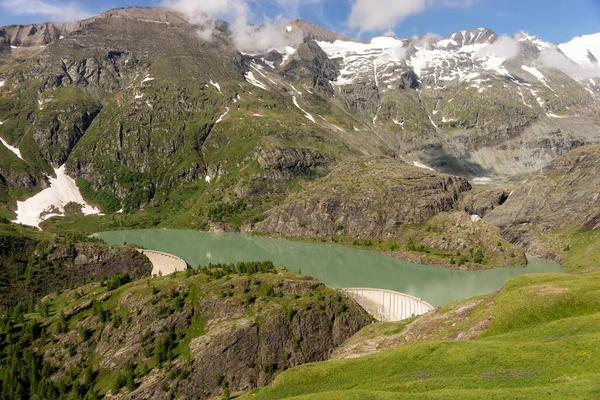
[0,262,369,399]
[0,271,134,400]
[243,271,600,399]
[0,221,150,309]
[77,178,122,213]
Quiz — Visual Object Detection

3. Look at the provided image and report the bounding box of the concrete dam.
[339,288,435,322]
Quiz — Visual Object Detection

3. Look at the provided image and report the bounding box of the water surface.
[97,229,564,306]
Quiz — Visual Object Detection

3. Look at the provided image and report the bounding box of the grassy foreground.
[240,271,600,399]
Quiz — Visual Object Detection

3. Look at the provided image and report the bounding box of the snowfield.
[559,33,600,68]
[13,166,101,228]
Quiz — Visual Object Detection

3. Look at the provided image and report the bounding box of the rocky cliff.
[254,157,471,238]
[0,222,152,309]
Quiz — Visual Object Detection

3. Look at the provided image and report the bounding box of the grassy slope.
[242,271,600,399]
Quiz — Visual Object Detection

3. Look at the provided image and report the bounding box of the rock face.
[456,189,509,218]
[254,157,471,238]
[485,144,600,260]
[0,142,48,190]
[0,23,71,47]
[282,40,341,94]
[0,229,152,309]
[257,146,331,173]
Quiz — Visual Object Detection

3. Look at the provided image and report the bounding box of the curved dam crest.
[97,229,565,307]
[340,288,434,321]
[137,249,188,276]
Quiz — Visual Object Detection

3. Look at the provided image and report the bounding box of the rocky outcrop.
[254,157,471,238]
[456,189,509,218]
[282,40,340,93]
[256,146,331,173]
[33,105,102,166]
[485,144,600,260]
[0,230,152,309]
[0,143,48,190]
[417,211,527,268]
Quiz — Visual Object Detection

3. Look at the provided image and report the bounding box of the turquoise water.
[97,229,565,306]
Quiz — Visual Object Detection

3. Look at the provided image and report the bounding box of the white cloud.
[163,0,304,52]
[477,35,520,59]
[0,0,91,22]
[538,48,600,79]
[348,0,474,32]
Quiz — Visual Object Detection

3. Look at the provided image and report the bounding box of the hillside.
[0,265,371,399]
[242,270,600,399]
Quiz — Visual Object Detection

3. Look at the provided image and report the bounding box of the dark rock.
[457,189,509,217]
[0,235,152,310]
[255,157,471,238]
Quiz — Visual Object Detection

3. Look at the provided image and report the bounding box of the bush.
[207,200,245,222]
[106,273,131,291]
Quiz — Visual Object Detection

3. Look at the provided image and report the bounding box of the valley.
[0,4,599,399]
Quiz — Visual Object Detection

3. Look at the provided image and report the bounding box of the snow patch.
[281,46,297,64]
[472,177,492,185]
[413,161,434,171]
[292,96,315,123]
[470,215,482,223]
[209,80,222,93]
[521,65,554,91]
[142,75,155,83]
[547,112,567,119]
[215,107,229,124]
[290,84,302,95]
[245,71,268,90]
[0,80,4,88]
[286,26,293,32]
[13,166,101,228]
[517,88,532,108]
[0,137,23,160]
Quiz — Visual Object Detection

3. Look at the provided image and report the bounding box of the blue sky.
[0,0,599,43]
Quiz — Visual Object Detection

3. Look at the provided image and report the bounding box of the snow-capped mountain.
[559,33,600,68]
[313,27,598,98]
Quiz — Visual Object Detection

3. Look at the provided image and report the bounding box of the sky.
[0,0,599,44]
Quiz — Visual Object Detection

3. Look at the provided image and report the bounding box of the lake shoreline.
[97,229,564,307]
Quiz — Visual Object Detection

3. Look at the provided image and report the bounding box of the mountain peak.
[283,20,351,43]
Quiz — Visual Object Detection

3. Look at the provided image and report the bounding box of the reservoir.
[97,229,565,306]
